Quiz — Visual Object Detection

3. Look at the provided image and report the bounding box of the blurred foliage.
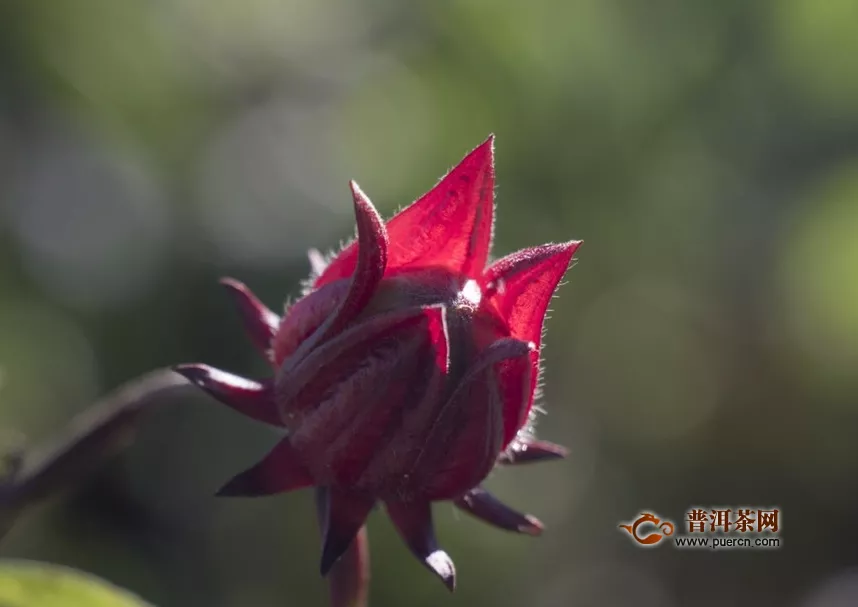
[0,561,150,606]
[1,0,858,606]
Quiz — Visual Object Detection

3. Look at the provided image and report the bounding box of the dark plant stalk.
[0,369,188,539]
[0,369,369,606]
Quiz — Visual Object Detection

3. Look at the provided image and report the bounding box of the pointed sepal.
[454,487,543,536]
[482,241,581,344]
[315,136,495,286]
[498,440,569,465]
[292,182,388,360]
[172,364,283,426]
[386,500,456,592]
[219,278,280,355]
[216,437,313,497]
[482,241,581,438]
[319,488,376,576]
[315,488,371,607]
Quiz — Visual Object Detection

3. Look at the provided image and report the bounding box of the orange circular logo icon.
[619,512,675,545]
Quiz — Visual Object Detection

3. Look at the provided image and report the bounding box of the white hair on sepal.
[299,236,353,295]
[281,292,295,315]
[299,275,316,296]
[307,248,328,277]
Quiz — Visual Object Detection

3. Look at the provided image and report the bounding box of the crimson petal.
[291,182,388,362]
[319,487,376,576]
[482,241,581,343]
[482,241,581,432]
[172,364,282,426]
[219,278,280,356]
[385,500,456,592]
[454,487,543,536]
[277,306,446,410]
[498,440,569,465]
[495,348,535,447]
[278,306,448,488]
[315,136,495,286]
[216,436,313,497]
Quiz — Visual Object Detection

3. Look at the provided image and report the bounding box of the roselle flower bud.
[174,136,580,593]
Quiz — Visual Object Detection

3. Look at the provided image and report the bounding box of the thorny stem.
[0,369,366,607]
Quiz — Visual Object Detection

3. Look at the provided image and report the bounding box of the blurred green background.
[2,0,858,605]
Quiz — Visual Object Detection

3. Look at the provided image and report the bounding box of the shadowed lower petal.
[278,306,449,489]
[217,437,313,496]
[320,488,376,576]
[219,278,280,357]
[385,500,456,591]
[412,338,533,499]
[454,487,543,535]
[314,136,495,286]
[172,364,282,426]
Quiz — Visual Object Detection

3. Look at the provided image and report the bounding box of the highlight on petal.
[290,182,388,360]
[172,364,283,426]
[216,437,314,497]
[219,278,280,356]
[498,439,569,465]
[454,487,543,536]
[315,136,495,286]
[425,303,450,372]
[385,500,456,592]
[319,488,376,576]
